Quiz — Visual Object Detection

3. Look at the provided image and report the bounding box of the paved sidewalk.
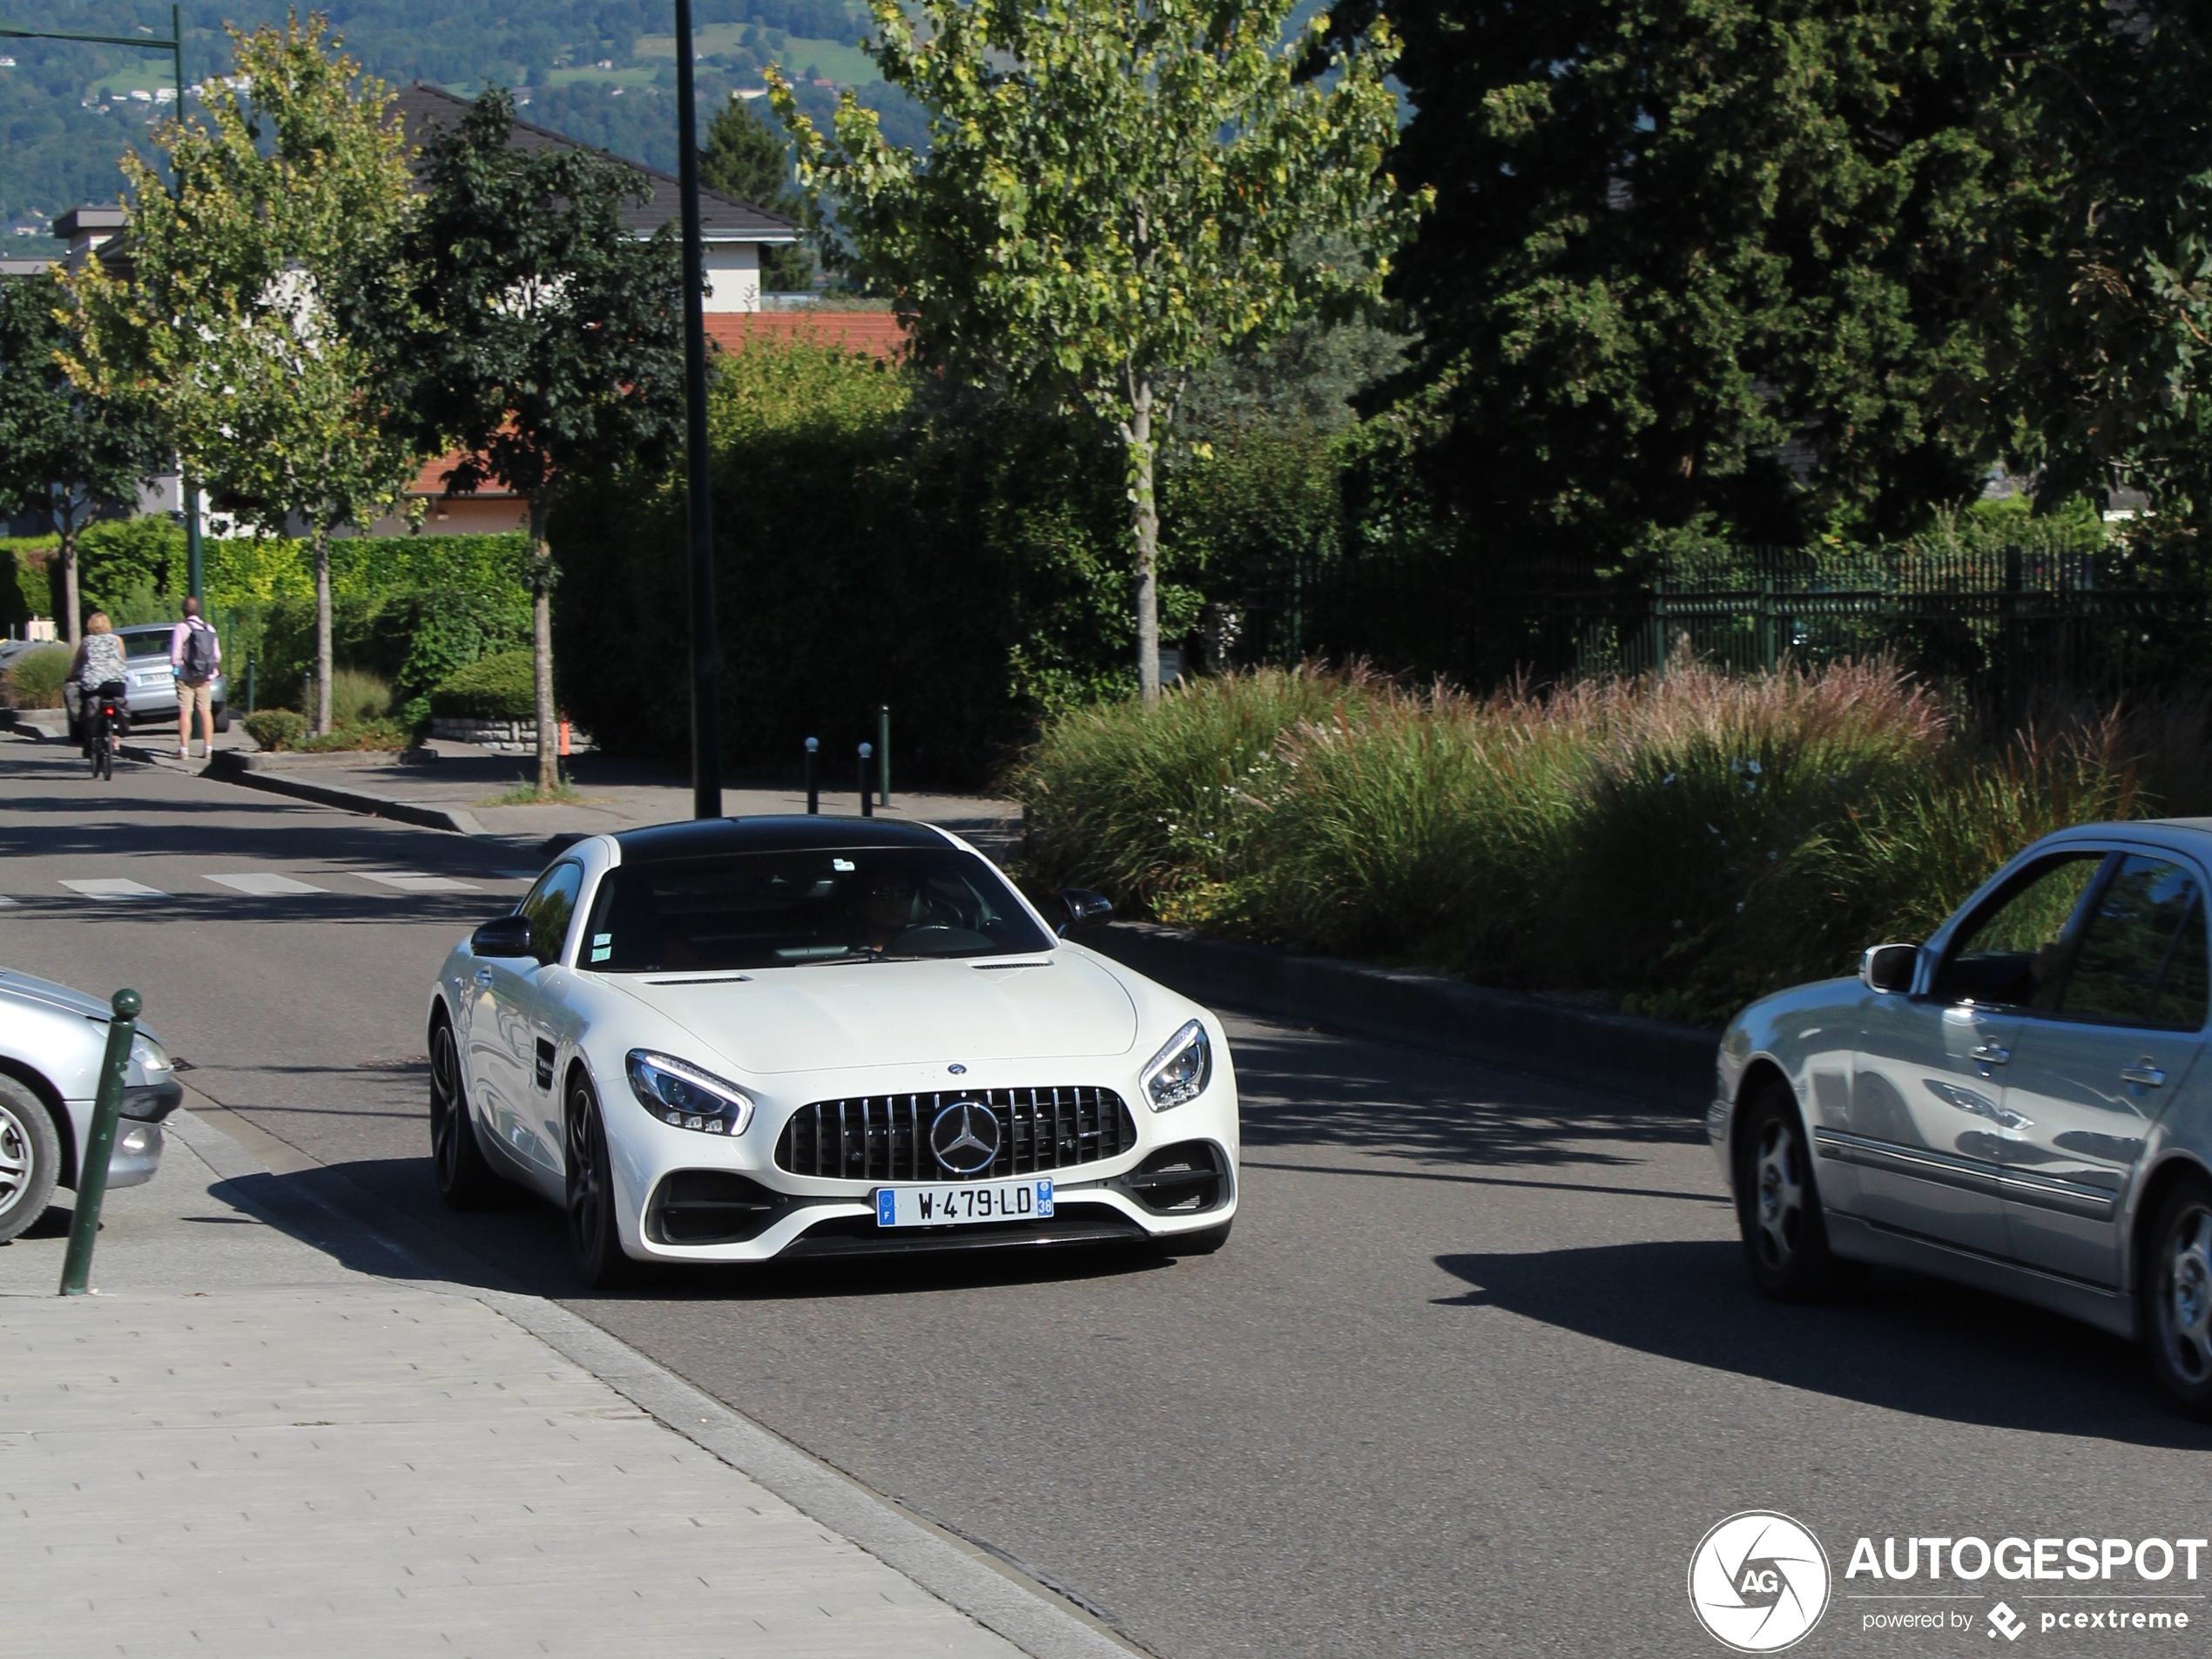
[0,1117,1075,1659]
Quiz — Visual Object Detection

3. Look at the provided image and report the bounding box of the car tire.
[0,1074,62,1245]
[564,1074,636,1289]
[2142,1171,2212,1417]
[1735,1077,1854,1301]
[428,1017,501,1210]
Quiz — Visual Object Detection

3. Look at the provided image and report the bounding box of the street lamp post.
[0,5,206,603]
[672,0,722,820]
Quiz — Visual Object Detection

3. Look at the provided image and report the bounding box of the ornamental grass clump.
[1015,658,2212,1027]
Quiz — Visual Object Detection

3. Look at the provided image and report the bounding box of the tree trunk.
[313,523,334,735]
[58,494,81,646]
[529,491,558,797]
[1128,378,1161,702]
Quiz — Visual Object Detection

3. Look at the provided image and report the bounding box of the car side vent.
[645,1170,786,1245]
[1120,1141,1228,1214]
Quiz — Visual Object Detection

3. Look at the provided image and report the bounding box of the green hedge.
[1,644,70,709]
[429,650,536,719]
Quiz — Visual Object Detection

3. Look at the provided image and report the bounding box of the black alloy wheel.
[564,1075,635,1288]
[428,1018,500,1209]
[2144,1172,2212,1417]
[0,1074,60,1244]
[1735,1077,1855,1300]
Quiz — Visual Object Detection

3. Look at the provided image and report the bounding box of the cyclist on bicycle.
[69,611,128,757]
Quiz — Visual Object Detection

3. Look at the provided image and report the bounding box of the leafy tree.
[1360,0,2030,566]
[347,85,684,794]
[0,271,163,644]
[64,16,421,733]
[698,98,817,292]
[774,0,1419,698]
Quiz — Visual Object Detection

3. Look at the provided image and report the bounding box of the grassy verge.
[1013,661,2211,1027]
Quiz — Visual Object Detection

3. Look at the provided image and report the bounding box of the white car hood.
[613,952,1139,1076]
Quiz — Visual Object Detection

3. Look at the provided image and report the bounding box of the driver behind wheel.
[856,868,921,952]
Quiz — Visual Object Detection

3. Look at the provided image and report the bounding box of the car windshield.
[122,630,172,659]
[578,846,1054,972]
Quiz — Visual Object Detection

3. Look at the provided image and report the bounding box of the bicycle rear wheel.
[94,719,112,780]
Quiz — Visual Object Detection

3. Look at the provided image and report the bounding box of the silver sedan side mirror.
[1861,942,1920,995]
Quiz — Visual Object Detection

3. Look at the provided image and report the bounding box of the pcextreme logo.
[1689,1511,1832,1653]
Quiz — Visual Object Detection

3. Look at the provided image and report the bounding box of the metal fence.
[1231,543,2212,712]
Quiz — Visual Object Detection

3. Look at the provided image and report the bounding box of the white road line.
[60,878,168,900]
[205,873,328,896]
[358,872,478,893]
[0,894,17,906]
[493,869,543,880]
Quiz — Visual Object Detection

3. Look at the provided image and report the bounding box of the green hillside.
[0,1,921,231]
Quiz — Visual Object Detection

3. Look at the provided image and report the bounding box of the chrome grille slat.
[775,1086,1137,1182]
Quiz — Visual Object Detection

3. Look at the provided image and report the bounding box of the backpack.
[181,619,218,682]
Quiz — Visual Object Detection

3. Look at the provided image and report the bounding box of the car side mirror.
[1055,887,1114,935]
[471,914,536,961]
[1861,942,1920,995]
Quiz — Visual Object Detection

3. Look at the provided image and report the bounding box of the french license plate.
[875,1178,1054,1229]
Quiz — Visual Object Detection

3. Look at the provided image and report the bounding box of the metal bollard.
[877,704,890,806]
[805,736,819,814]
[60,988,139,1297]
[244,656,256,715]
[858,743,874,816]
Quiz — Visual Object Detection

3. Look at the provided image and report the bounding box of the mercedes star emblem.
[929,1101,1001,1176]
[948,1063,968,1075]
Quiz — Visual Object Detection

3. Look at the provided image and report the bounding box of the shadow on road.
[1433,1241,2212,1447]
[1231,1022,1702,1170]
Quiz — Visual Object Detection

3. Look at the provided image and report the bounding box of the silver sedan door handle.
[1972,1042,2010,1066]
[2122,1062,2167,1089]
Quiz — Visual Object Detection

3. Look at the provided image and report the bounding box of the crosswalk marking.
[494,869,543,880]
[61,878,168,900]
[359,872,478,893]
[0,894,17,906]
[205,873,327,896]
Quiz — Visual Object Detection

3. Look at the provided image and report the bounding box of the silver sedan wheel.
[0,1096,32,1218]
[1752,1117,1804,1273]
[2157,1205,2212,1386]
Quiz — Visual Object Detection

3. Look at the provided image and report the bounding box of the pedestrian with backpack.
[170,597,222,761]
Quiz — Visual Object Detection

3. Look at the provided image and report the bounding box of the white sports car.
[427,817,1239,1285]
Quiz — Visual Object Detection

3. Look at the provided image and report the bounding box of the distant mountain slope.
[0,1,921,230]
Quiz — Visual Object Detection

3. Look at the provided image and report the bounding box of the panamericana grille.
[775,1087,1137,1182]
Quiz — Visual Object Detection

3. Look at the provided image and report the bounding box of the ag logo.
[1688,1511,1831,1652]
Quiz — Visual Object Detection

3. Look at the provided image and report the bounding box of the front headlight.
[626,1050,754,1136]
[129,1032,172,1077]
[1141,1020,1211,1111]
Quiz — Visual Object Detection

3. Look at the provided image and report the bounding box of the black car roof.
[611,816,948,861]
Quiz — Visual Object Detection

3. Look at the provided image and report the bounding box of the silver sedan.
[0,968,182,1242]
[1716,820,2212,1413]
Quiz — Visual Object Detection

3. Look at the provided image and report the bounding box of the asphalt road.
[9,734,2212,1657]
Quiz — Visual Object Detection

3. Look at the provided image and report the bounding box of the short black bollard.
[60,988,139,1298]
[859,742,874,817]
[877,704,890,806]
[805,736,819,814]
[244,655,256,715]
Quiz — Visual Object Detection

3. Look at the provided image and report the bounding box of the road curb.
[1082,921,1717,1113]
[205,759,488,836]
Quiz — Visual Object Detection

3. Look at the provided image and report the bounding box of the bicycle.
[84,679,125,781]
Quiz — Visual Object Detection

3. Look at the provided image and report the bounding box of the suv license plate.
[875,1178,1054,1229]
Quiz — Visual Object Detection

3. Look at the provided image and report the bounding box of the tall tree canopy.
[698,98,818,293]
[0,271,164,644]
[64,14,420,731]
[1366,0,2035,564]
[346,86,684,795]
[776,0,1420,698]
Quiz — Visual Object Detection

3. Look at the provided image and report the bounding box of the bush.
[243,709,307,751]
[319,666,395,728]
[430,650,536,719]
[293,718,412,752]
[1,644,71,708]
[1014,658,2211,1026]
